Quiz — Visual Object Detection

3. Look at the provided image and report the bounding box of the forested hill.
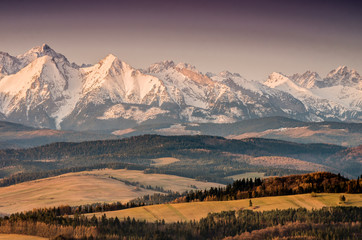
[0,135,345,162]
[176,172,361,203]
[1,135,360,179]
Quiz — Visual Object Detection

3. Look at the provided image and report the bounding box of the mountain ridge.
[0,44,361,131]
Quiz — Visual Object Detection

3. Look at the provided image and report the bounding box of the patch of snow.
[155,124,201,135]
[98,104,169,123]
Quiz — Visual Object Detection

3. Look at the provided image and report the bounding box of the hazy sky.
[1,0,361,81]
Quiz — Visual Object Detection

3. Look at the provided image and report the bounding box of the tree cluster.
[177,172,362,203]
[0,207,360,239]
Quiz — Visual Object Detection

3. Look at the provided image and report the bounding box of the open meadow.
[0,169,223,215]
[85,193,362,223]
[0,234,47,240]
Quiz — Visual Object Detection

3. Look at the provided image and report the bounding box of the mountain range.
[0,44,361,131]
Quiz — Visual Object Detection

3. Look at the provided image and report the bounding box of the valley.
[1,2,361,239]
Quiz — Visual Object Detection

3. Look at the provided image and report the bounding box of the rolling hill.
[84,193,362,223]
[1,116,361,149]
[107,116,362,147]
[0,168,222,215]
[0,135,360,180]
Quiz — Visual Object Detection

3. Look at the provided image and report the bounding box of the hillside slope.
[85,193,362,223]
[0,135,359,178]
[0,168,222,215]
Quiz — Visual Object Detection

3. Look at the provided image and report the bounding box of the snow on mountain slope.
[212,71,264,94]
[0,56,65,112]
[0,52,21,78]
[59,55,180,130]
[80,54,170,106]
[0,44,361,131]
[146,61,211,108]
[147,62,307,123]
[98,104,169,123]
[322,66,362,88]
[17,44,69,69]
[265,72,314,97]
[289,71,322,89]
[311,85,362,110]
[265,70,361,121]
[0,45,83,129]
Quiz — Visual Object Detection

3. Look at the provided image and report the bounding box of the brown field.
[0,234,47,240]
[249,156,330,172]
[111,128,135,136]
[151,157,180,166]
[0,169,223,215]
[85,193,362,223]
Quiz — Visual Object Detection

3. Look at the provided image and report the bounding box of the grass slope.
[86,193,362,223]
[0,234,47,240]
[0,169,222,215]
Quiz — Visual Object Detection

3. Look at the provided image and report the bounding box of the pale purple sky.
[1,0,361,81]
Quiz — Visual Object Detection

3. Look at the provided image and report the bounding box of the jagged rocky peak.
[0,44,361,130]
[22,44,55,57]
[175,62,198,72]
[289,70,322,88]
[218,70,241,78]
[97,54,118,67]
[265,72,289,86]
[322,65,361,87]
[17,43,69,67]
[90,54,134,75]
[79,63,92,68]
[176,63,215,86]
[147,60,199,73]
[0,51,20,76]
[147,60,176,73]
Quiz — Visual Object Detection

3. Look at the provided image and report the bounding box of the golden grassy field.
[0,169,223,215]
[151,157,180,166]
[0,234,47,240]
[85,193,362,223]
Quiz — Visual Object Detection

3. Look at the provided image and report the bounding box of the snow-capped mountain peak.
[264,72,290,87]
[265,72,312,99]
[80,54,170,108]
[289,71,322,89]
[0,51,20,77]
[147,60,176,73]
[175,62,198,72]
[16,43,69,70]
[0,45,361,130]
[323,65,361,88]
[265,68,362,121]
[218,71,241,78]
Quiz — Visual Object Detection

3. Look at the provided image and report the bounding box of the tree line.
[0,207,360,239]
[175,172,362,203]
